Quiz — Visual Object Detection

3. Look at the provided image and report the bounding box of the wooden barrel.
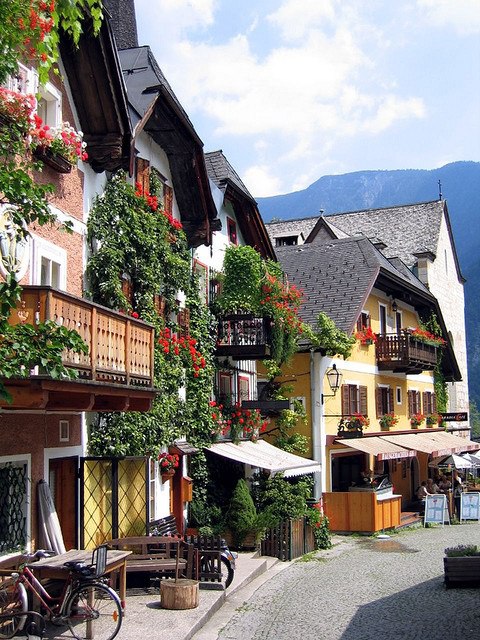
[160,579,199,609]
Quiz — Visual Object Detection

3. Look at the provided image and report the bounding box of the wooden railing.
[216,314,272,359]
[375,332,438,373]
[10,286,155,387]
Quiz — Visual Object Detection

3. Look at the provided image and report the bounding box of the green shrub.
[226,479,257,548]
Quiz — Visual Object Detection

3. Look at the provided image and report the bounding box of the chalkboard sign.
[424,494,449,526]
[460,492,480,521]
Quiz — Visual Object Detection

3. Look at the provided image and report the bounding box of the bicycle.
[0,545,123,640]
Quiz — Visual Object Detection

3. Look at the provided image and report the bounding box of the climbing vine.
[86,171,216,457]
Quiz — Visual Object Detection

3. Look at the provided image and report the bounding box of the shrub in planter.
[226,479,257,548]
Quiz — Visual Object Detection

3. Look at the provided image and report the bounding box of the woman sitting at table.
[438,475,452,493]
[427,477,440,494]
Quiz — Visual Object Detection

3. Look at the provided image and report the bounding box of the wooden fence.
[261,517,315,561]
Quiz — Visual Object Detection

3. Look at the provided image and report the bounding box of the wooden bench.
[108,536,195,581]
[147,516,223,584]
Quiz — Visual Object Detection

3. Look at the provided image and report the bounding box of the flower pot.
[33,145,72,173]
[161,470,175,482]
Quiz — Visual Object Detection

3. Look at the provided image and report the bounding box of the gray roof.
[205,150,255,202]
[118,47,199,139]
[275,236,433,335]
[311,201,445,268]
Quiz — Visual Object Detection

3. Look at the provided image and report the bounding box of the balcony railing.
[215,314,272,359]
[376,332,438,373]
[4,286,156,412]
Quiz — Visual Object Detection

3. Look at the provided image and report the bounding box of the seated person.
[426,478,439,494]
[416,481,429,512]
[438,475,451,493]
[361,469,374,484]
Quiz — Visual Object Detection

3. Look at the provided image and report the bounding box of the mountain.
[256,161,480,409]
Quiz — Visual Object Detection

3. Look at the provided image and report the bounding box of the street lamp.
[321,364,343,404]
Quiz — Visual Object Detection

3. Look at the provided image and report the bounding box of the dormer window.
[275,235,298,247]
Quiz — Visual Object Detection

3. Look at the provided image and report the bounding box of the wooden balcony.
[2,286,156,412]
[215,314,272,359]
[376,333,438,374]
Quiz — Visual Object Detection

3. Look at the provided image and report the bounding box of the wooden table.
[32,549,131,609]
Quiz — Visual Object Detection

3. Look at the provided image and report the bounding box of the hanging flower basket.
[158,452,180,481]
[33,145,72,173]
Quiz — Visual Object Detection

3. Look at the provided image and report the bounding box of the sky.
[135,0,480,198]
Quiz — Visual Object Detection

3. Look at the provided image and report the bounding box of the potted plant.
[158,452,180,480]
[409,327,446,347]
[426,413,442,427]
[354,326,377,346]
[444,545,480,587]
[379,413,399,430]
[410,413,425,428]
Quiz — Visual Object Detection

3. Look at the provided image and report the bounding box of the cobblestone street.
[216,523,480,640]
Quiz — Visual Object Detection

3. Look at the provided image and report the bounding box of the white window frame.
[396,387,402,406]
[59,420,70,443]
[37,80,62,128]
[149,458,162,522]
[31,235,67,290]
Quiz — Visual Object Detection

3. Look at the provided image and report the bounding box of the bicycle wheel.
[0,581,28,639]
[65,582,122,640]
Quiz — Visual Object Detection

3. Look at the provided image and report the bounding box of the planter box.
[33,145,72,173]
[444,556,480,588]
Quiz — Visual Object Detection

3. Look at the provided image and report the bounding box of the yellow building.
[271,236,475,532]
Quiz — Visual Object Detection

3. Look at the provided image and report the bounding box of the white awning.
[206,439,321,477]
[382,432,480,458]
[336,436,415,461]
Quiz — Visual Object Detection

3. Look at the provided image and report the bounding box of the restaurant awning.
[206,439,321,477]
[382,432,479,458]
[336,436,415,461]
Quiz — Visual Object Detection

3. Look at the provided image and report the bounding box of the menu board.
[460,492,480,521]
[424,494,449,526]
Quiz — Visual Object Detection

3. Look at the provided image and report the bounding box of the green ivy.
[305,312,356,359]
[86,173,217,460]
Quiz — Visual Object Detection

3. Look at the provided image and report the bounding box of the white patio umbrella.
[428,453,476,470]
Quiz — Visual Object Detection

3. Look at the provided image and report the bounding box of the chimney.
[103,0,139,49]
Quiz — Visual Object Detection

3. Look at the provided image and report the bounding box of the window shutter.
[136,157,150,194]
[388,388,394,414]
[341,385,349,416]
[154,294,166,317]
[422,392,428,415]
[375,388,383,417]
[432,394,437,414]
[164,184,173,215]
[408,390,414,418]
[178,308,190,338]
[359,386,368,416]
[415,391,421,414]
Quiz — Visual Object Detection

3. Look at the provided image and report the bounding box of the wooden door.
[49,457,77,550]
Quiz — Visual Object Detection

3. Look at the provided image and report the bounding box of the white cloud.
[242,164,282,198]
[134,0,216,43]
[417,0,480,35]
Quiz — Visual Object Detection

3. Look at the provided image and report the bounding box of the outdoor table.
[32,548,132,609]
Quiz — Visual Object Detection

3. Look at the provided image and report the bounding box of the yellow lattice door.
[82,459,113,549]
[118,458,147,538]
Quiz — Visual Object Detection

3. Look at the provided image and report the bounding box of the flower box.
[161,470,175,482]
[444,556,480,588]
[33,145,72,173]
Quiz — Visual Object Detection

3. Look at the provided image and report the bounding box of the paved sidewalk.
[113,551,275,640]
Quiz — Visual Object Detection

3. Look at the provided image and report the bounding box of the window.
[227,217,238,245]
[31,236,66,290]
[422,391,437,415]
[407,390,421,417]
[0,458,29,554]
[193,260,208,305]
[356,311,370,332]
[149,458,161,522]
[37,81,62,128]
[395,311,402,334]
[376,387,394,417]
[238,376,250,402]
[218,372,232,405]
[396,387,402,405]
[341,384,367,416]
[5,63,36,95]
[379,304,387,335]
[59,420,70,442]
[136,157,150,194]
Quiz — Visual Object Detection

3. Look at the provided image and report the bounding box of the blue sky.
[135,0,480,197]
